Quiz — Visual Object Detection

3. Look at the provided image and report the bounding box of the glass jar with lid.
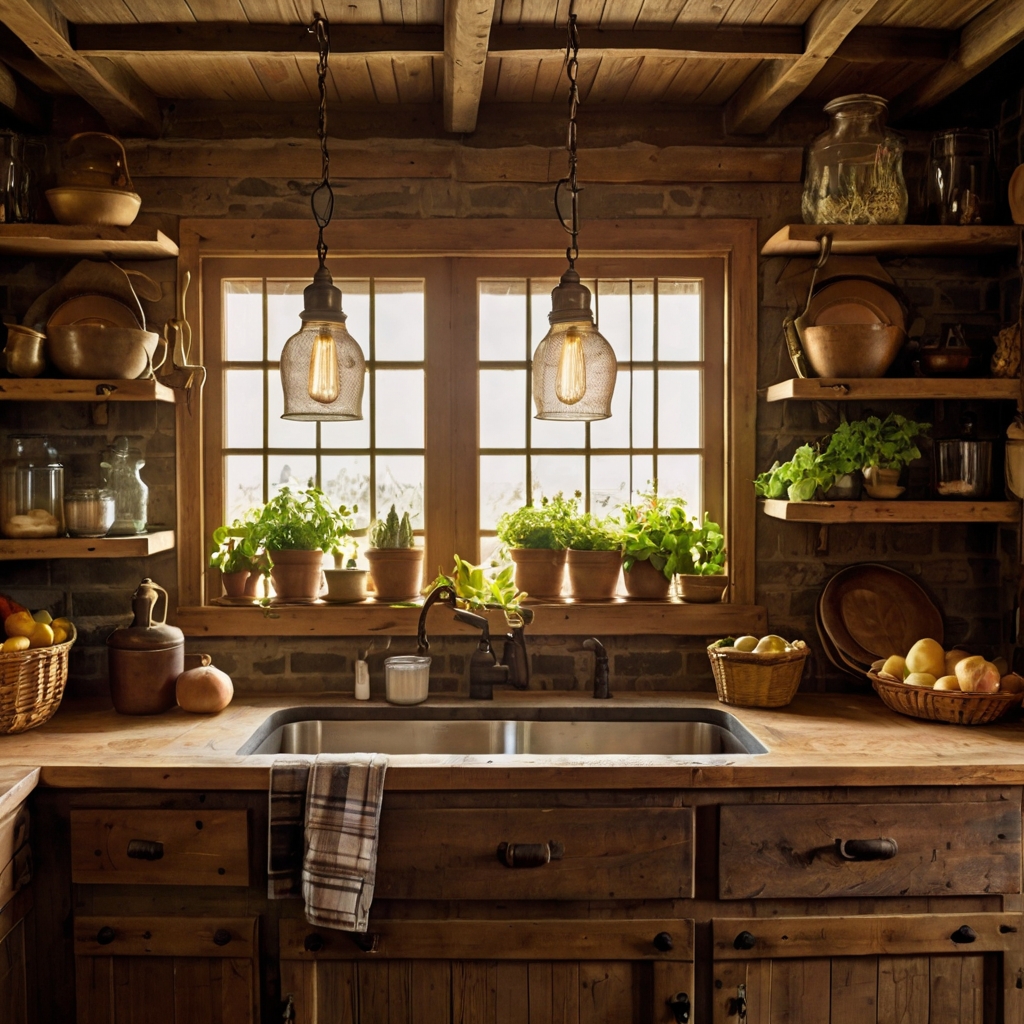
[0,435,64,538]
[802,94,908,225]
[102,436,148,536]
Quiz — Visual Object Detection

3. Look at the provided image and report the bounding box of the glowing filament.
[308,326,340,404]
[555,327,587,405]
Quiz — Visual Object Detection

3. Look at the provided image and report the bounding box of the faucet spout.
[583,637,610,698]
[417,585,457,655]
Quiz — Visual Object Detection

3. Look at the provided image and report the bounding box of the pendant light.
[533,0,616,421]
[280,14,365,421]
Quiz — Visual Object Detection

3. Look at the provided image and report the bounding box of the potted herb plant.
[209,515,261,600]
[565,512,623,601]
[366,505,422,602]
[495,492,578,599]
[678,513,728,603]
[620,493,693,600]
[251,486,355,602]
[858,414,929,499]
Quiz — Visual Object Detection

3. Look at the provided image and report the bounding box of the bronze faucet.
[583,637,610,698]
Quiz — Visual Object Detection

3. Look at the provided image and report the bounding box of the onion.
[176,664,234,713]
[955,656,1000,694]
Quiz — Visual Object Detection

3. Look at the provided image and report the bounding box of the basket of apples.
[868,639,1023,726]
[708,634,809,708]
[0,594,76,734]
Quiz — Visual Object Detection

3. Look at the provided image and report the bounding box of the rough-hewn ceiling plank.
[0,0,160,135]
[892,0,1024,120]
[724,0,884,135]
[0,58,43,126]
[444,0,496,132]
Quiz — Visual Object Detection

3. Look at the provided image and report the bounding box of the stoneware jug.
[107,578,183,715]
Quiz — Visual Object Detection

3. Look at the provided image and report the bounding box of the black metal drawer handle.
[733,930,756,951]
[96,926,115,946]
[951,925,977,944]
[126,839,164,861]
[212,929,232,947]
[497,840,564,868]
[835,838,898,861]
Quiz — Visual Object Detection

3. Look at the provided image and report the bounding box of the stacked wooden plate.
[815,564,943,678]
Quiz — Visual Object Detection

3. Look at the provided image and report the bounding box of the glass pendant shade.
[533,270,616,420]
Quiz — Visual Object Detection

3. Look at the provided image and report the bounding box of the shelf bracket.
[816,525,829,556]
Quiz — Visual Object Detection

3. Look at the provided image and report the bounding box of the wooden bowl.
[46,186,141,227]
[800,323,906,378]
[869,672,1021,726]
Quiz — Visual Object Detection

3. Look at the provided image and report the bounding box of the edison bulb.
[555,326,587,405]
[307,325,340,404]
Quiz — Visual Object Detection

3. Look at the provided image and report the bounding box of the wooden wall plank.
[877,955,929,1024]
[453,961,497,1023]
[579,962,633,1024]
[829,956,877,1024]
[495,962,530,1024]
[769,958,831,1024]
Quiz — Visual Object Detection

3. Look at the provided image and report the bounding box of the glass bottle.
[0,436,64,538]
[802,94,908,226]
[103,436,148,536]
[928,128,998,225]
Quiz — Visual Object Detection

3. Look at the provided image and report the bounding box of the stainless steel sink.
[240,707,766,756]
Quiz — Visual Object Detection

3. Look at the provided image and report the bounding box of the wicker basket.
[869,672,1021,726]
[707,641,809,708]
[0,628,75,734]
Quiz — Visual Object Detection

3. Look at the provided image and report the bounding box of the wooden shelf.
[762,500,1019,524]
[177,601,767,638]
[761,224,1020,257]
[0,225,178,258]
[766,377,1020,402]
[0,530,175,560]
[0,378,176,403]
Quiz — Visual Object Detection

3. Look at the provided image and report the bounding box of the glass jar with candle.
[0,435,64,538]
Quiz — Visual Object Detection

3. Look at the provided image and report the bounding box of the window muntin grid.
[478,277,705,556]
[220,276,426,542]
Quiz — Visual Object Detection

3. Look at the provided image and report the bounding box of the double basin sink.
[240,706,767,757]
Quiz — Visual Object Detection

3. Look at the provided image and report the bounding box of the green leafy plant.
[495,492,579,550]
[209,514,259,574]
[688,513,726,576]
[428,554,528,624]
[251,486,356,553]
[369,504,415,549]
[619,493,696,580]
[566,511,622,552]
[858,414,930,470]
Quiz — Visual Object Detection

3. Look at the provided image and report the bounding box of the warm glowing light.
[307,326,339,404]
[554,326,587,405]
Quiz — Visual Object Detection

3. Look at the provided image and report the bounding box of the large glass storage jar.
[802,94,908,225]
[103,436,148,535]
[0,435,64,538]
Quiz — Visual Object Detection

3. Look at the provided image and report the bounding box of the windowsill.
[176,601,767,637]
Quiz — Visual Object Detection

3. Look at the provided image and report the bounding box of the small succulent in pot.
[366,504,423,602]
[565,512,623,602]
[496,492,579,599]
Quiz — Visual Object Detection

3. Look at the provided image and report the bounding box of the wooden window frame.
[175,218,763,637]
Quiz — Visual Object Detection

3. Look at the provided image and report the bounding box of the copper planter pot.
[566,549,622,601]
[268,549,324,602]
[679,573,729,604]
[366,548,424,602]
[623,558,672,600]
[509,548,566,600]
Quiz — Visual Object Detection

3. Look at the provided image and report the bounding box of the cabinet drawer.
[375,807,692,900]
[719,801,1021,899]
[70,809,249,886]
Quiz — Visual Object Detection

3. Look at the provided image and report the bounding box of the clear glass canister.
[65,487,116,537]
[0,435,64,538]
[928,128,998,225]
[802,94,908,226]
[102,436,148,535]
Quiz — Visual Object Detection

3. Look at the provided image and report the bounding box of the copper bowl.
[46,325,162,379]
[800,323,906,378]
[919,347,973,376]
[45,186,141,227]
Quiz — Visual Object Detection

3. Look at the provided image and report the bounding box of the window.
[181,219,756,625]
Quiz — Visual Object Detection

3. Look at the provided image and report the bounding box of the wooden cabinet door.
[712,913,1021,1023]
[0,897,29,1024]
[74,915,258,1024]
[280,918,694,1024]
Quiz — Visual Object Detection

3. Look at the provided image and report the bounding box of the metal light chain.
[309,13,334,269]
[555,0,581,268]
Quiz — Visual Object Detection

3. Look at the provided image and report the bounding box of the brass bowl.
[919,348,973,376]
[3,326,47,378]
[46,325,161,379]
[800,323,906,378]
[45,186,141,227]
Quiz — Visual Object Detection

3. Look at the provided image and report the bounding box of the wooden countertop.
[2,692,1024,791]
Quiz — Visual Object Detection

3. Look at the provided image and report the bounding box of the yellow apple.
[879,655,906,680]
[905,638,945,679]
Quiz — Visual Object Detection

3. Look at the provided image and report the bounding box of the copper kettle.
[107,578,183,715]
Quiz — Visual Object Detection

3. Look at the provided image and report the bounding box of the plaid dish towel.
[268,754,389,932]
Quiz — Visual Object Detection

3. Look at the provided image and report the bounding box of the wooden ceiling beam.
[892,0,1024,120]
[444,0,495,133]
[724,0,884,135]
[0,57,44,126]
[0,0,159,135]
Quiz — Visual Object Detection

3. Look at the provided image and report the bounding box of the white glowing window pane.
[480,370,526,448]
[658,369,701,448]
[224,281,263,361]
[480,280,527,362]
[225,455,263,522]
[531,410,585,449]
[375,370,424,448]
[657,454,702,510]
[322,455,371,530]
[631,280,654,361]
[479,535,502,563]
[266,281,304,362]
[320,387,370,449]
[529,280,559,350]
[268,372,316,450]
[659,281,701,361]
[590,454,654,513]
[268,454,317,496]
[225,369,263,448]
[531,455,585,506]
[375,281,424,361]
[335,279,371,358]
[594,281,632,361]
[376,455,424,528]
[590,369,653,449]
[480,456,526,530]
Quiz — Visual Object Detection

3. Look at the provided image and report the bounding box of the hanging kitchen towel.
[268,756,313,899]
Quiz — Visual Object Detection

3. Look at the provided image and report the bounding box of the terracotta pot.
[679,573,729,604]
[623,558,672,600]
[323,568,368,604]
[366,548,424,602]
[862,465,904,499]
[220,569,254,598]
[509,548,566,600]
[566,549,622,601]
[268,548,325,602]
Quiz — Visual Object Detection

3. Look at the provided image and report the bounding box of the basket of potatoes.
[708,634,809,708]
[868,639,1023,726]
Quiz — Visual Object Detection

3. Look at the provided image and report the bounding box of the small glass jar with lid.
[802,94,908,225]
[0,435,64,538]
[102,436,148,536]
